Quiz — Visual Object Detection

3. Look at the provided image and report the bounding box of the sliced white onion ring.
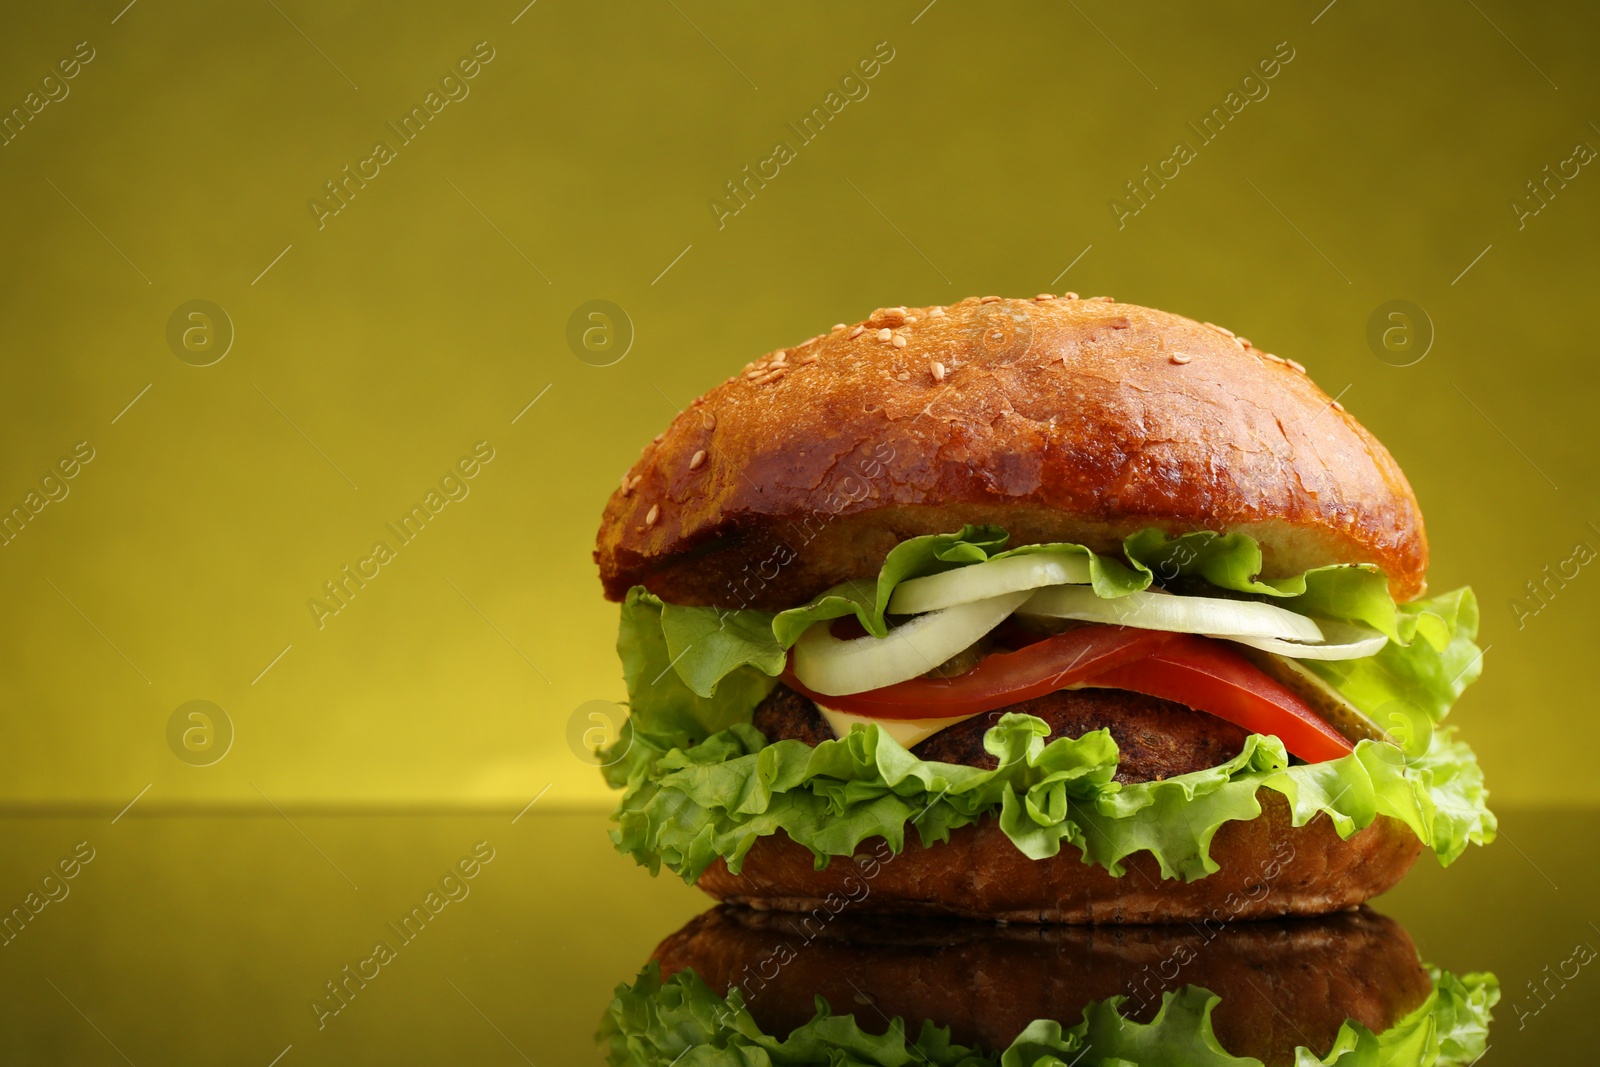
[1021,585,1324,643]
[887,552,1093,615]
[792,591,1030,696]
[1215,621,1388,660]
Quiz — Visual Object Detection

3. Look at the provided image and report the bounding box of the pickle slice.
[1234,646,1391,746]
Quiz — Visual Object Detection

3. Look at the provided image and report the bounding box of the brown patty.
[751,683,1248,783]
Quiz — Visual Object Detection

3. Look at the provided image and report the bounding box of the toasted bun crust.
[694,790,1423,923]
[596,295,1428,607]
[652,906,1433,1065]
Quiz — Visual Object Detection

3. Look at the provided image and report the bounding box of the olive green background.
[1,0,1597,812]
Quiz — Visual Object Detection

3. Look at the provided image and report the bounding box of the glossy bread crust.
[694,790,1424,923]
[595,295,1428,608]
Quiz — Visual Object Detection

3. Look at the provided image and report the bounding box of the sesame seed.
[620,473,633,495]
[1034,293,1055,301]
[896,371,910,381]
[798,352,819,365]
[652,432,664,443]
[930,307,946,317]
[904,316,917,324]
[891,334,907,348]
[832,323,847,331]
[931,361,945,382]
[1331,400,1345,412]
[645,504,659,526]
[628,474,643,490]
[1237,337,1252,348]
[980,295,1002,304]
[849,325,866,339]
[1263,353,1285,363]
[702,412,717,429]
[689,450,706,470]
[1287,359,1307,373]
[772,351,788,365]
[1063,291,1079,300]
[1204,322,1236,338]
[877,327,893,342]
[1094,295,1115,302]
[1170,353,1193,365]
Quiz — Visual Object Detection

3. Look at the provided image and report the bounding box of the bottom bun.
[696,789,1423,923]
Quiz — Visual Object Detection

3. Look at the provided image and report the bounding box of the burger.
[593,295,1494,922]
[600,906,1497,1066]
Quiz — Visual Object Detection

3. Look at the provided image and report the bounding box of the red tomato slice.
[781,624,1355,763]
[1087,634,1354,763]
[781,625,1177,720]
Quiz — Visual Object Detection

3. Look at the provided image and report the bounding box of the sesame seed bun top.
[594,294,1428,608]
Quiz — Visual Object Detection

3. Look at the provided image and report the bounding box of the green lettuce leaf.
[1426,967,1500,1065]
[601,589,778,790]
[1116,529,1468,652]
[598,960,1498,1066]
[659,600,784,696]
[1289,967,1498,1065]
[611,713,1495,884]
[1299,588,1482,727]
[1123,528,1312,596]
[771,525,1012,646]
[1122,529,1405,636]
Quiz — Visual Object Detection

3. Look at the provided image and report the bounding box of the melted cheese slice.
[815,704,980,748]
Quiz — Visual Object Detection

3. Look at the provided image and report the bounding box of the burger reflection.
[601,906,1495,1066]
